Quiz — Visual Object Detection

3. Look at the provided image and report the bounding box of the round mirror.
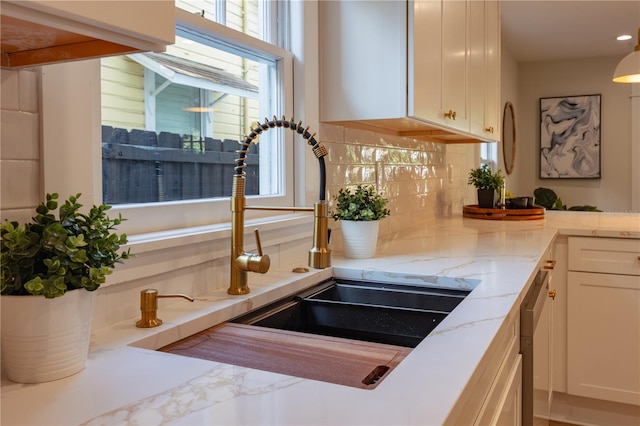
[502,102,516,175]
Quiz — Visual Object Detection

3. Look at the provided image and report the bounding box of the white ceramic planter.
[340,220,380,259]
[1,289,96,383]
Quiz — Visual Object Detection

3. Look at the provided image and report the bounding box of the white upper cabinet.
[412,0,468,133]
[1,0,175,68]
[440,0,470,132]
[320,1,408,122]
[469,0,501,142]
[320,0,501,144]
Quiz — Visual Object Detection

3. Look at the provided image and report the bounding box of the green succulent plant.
[1,193,131,298]
[331,185,390,221]
[467,164,505,190]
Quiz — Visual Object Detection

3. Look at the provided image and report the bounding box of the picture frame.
[539,94,601,179]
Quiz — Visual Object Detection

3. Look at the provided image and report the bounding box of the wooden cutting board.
[463,204,545,220]
[159,323,411,389]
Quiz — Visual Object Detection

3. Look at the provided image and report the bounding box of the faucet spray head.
[309,201,331,269]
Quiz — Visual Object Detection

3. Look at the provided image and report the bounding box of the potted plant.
[534,187,601,211]
[1,193,130,383]
[468,164,505,208]
[331,185,390,259]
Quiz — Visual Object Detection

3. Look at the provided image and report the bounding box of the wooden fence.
[102,126,259,205]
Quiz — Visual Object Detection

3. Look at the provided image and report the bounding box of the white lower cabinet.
[472,317,522,426]
[495,356,523,426]
[567,271,640,405]
[566,236,640,406]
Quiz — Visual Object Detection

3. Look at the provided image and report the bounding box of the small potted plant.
[1,193,131,383]
[468,164,505,208]
[331,185,390,259]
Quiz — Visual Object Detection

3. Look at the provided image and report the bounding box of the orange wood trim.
[4,39,140,68]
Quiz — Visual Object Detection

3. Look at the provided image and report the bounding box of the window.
[480,141,498,171]
[99,2,293,233]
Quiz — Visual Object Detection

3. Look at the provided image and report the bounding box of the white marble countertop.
[1,211,638,425]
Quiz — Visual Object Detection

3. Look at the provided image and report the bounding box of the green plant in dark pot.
[468,165,505,208]
[1,193,131,299]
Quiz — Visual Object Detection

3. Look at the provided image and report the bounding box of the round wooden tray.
[463,205,545,221]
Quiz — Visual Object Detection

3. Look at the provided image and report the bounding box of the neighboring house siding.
[101,56,145,131]
[100,1,261,142]
[228,1,260,38]
[156,82,201,136]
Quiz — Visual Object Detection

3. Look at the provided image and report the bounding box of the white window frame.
[480,141,498,171]
[42,6,294,236]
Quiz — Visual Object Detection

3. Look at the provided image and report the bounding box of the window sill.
[108,213,315,286]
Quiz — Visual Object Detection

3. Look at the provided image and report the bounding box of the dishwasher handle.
[520,268,550,338]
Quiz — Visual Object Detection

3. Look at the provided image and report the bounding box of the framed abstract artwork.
[539,94,601,179]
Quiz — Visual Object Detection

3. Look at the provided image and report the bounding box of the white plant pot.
[340,220,380,259]
[1,289,96,383]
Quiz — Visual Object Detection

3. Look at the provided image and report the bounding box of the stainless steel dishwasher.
[520,261,555,426]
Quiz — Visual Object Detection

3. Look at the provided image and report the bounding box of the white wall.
[499,48,521,192]
[514,55,633,212]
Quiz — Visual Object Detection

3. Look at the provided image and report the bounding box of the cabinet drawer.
[568,237,640,276]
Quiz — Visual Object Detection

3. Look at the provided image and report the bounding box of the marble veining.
[82,364,303,425]
[2,212,638,425]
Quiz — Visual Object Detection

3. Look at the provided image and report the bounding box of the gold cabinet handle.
[549,289,557,300]
[484,126,494,133]
[444,110,457,120]
[543,259,557,270]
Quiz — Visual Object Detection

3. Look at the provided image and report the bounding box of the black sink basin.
[232,278,471,348]
[308,280,468,311]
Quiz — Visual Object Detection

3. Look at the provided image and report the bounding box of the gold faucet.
[228,117,331,295]
[135,289,194,328]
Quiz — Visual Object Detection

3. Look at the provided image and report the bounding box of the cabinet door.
[413,0,469,130]
[468,0,485,139]
[567,271,640,405]
[483,0,500,142]
[495,355,523,426]
[441,0,469,131]
[411,0,443,124]
[320,0,407,122]
[469,0,500,142]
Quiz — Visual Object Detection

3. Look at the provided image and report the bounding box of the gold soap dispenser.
[136,289,194,328]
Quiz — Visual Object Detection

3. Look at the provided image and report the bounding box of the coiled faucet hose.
[234,116,327,201]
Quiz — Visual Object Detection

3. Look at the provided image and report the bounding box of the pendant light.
[613,27,640,83]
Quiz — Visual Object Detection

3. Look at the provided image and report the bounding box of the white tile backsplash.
[18,69,39,113]
[1,110,40,160]
[1,69,20,111]
[1,68,41,218]
[0,160,41,211]
[320,123,477,247]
